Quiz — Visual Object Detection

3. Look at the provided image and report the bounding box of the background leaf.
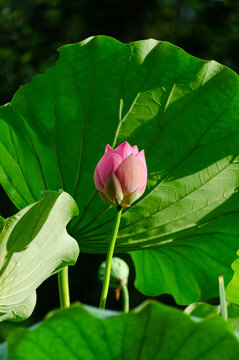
[226,255,239,306]
[0,36,239,303]
[0,190,79,322]
[7,301,239,360]
[185,301,239,338]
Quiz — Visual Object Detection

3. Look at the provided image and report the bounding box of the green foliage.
[185,302,239,335]
[226,255,239,305]
[7,301,239,360]
[0,190,79,322]
[0,36,239,304]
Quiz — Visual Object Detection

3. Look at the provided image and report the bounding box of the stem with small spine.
[99,206,122,309]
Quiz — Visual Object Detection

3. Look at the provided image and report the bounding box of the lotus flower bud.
[94,141,147,208]
[98,257,129,288]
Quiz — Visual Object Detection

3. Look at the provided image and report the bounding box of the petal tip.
[105,144,113,153]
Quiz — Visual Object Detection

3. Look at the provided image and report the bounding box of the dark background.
[0,0,237,324]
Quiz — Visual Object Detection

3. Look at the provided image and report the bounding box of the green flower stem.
[58,266,70,309]
[100,206,122,309]
[121,281,129,313]
[218,275,228,320]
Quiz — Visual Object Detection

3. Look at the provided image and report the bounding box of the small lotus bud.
[98,257,129,288]
[94,141,147,208]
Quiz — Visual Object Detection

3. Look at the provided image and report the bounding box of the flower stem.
[99,206,122,309]
[121,281,129,313]
[58,266,70,309]
[218,275,228,321]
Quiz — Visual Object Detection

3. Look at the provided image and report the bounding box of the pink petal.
[97,151,123,184]
[115,141,134,160]
[105,144,113,153]
[94,165,104,192]
[136,150,147,188]
[132,145,139,155]
[138,184,146,198]
[136,149,146,167]
[115,154,146,194]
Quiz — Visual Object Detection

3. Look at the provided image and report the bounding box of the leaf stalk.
[99,206,122,309]
[120,281,129,313]
[58,266,70,309]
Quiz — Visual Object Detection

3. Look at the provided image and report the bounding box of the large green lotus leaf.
[0,190,79,322]
[7,301,239,360]
[0,36,239,304]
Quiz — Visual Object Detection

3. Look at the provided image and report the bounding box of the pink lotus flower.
[94,141,147,208]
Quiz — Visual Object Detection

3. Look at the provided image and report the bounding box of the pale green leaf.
[0,190,79,322]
